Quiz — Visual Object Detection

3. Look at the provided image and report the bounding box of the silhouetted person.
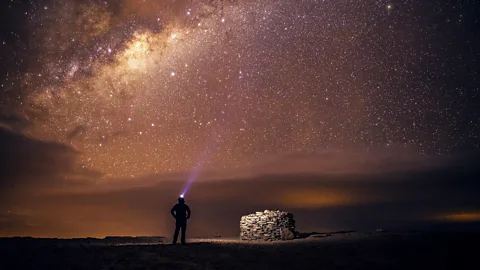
[171,196,191,245]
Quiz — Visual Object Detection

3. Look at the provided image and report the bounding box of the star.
[0,0,477,178]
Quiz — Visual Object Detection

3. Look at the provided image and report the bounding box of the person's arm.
[171,205,176,218]
[186,205,191,219]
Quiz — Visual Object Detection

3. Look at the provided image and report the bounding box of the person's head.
[178,197,185,204]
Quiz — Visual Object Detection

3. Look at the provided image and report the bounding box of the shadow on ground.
[295,230,357,239]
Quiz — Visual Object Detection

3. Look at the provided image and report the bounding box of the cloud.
[0,127,101,193]
[0,114,30,132]
[244,147,451,176]
[1,143,479,238]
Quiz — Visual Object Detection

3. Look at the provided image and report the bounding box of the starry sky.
[1,0,480,237]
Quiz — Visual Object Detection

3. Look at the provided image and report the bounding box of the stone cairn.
[240,210,296,241]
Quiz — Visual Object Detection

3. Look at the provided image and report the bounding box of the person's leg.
[173,225,180,244]
[181,223,187,244]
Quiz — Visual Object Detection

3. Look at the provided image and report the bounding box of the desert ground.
[1,231,478,269]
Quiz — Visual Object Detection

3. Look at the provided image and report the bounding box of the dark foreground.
[1,232,478,269]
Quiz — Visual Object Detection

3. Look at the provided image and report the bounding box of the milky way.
[1,0,479,178]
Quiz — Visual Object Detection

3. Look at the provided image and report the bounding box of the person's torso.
[174,204,188,219]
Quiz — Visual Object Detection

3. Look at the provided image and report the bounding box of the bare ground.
[1,232,478,269]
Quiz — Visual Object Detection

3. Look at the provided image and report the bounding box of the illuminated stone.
[239,210,295,241]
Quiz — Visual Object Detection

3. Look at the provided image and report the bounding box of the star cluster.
[1,0,479,178]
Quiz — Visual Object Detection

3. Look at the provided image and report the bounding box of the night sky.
[1,0,479,238]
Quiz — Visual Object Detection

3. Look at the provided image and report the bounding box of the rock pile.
[240,210,296,241]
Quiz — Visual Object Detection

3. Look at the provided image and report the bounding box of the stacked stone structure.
[239,210,296,241]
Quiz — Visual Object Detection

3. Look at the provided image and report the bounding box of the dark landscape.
[1,231,479,270]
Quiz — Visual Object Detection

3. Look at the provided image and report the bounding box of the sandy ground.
[1,232,478,269]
